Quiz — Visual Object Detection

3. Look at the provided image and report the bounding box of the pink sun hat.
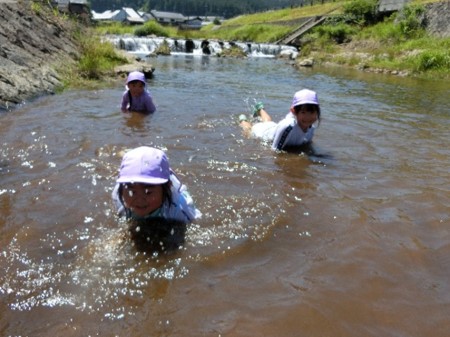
[117,146,170,185]
[291,89,319,108]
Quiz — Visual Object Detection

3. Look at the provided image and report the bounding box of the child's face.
[122,183,164,217]
[291,104,318,132]
[128,80,145,97]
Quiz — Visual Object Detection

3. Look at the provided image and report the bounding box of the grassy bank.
[28,1,129,89]
[105,0,448,78]
[86,0,449,80]
[297,0,449,78]
[62,33,129,88]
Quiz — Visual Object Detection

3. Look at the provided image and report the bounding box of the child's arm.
[271,122,292,151]
[144,92,156,113]
[121,91,129,113]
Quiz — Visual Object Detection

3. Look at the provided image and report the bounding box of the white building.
[91,7,145,24]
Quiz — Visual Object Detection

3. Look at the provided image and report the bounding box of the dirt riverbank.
[0,1,81,111]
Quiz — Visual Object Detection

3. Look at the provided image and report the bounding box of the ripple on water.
[0,150,295,319]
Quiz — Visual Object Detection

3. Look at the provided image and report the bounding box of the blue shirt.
[112,172,202,223]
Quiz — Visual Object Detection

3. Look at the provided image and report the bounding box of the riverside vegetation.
[59,0,450,85]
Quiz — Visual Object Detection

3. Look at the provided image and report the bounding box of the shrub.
[226,24,289,43]
[343,0,379,26]
[315,23,356,44]
[77,36,128,79]
[135,21,169,37]
[95,22,135,35]
[154,39,171,55]
[218,45,247,58]
[396,4,426,38]
[413,50,450,71]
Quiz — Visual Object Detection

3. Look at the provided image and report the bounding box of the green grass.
[222,2,346,26]
[339,11,449,76]
[90,0,448,79]
[77,36,126,78]
[182,2,346,43]
[292,0,449,78]
[94,22,136,35]
[199,24,292,43]
[135,20,174,37]
[59,32,129,88]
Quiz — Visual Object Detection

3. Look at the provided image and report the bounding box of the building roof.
[91,9,120,20]
[91,8,144,23]
[51,0,88,5]
[378,0,411,12]
[150,10,186,21]
[69,0,88,4]
[122,7,145,23]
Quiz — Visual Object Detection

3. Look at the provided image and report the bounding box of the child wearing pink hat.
[239,89,321,151]
[121,71,156,114]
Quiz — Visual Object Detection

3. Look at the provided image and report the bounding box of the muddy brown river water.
[1,56,449,336]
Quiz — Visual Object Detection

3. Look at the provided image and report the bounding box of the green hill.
[198,0,449,79]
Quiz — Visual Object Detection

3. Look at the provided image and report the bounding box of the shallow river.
[1,55,449,336]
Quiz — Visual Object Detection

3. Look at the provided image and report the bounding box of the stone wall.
[425,1,450,37]
[0,1,80,111]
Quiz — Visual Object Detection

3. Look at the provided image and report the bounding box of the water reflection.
[123,110,151,131]
[128,217,187,254]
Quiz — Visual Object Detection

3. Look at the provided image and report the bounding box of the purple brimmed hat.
[117,147,170,185]
[291,89,319,108]
[126,71,146,86]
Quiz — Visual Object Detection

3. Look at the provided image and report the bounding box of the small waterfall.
[105,35,298,59]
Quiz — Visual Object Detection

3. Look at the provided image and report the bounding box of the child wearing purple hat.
[121,71,156,114]
[239,89,321,151]
[112,146,201,222]
[112,146,201,253]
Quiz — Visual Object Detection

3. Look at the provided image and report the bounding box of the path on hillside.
[275,6,341,46]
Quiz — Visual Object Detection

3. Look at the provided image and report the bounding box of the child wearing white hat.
[239,89,321,151]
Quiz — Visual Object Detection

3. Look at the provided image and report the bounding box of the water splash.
[105,35,298,58]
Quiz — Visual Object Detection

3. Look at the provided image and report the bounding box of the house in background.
[378,0,411,13]
[149,10,186,26]
[51,0,89,15]
[202,16,224,24]
[179,17,203,30]
[91,9,120,22]
[114,7,145,24]
[139,11,155,22]
[91,7,209,30]
[91,7,145,24]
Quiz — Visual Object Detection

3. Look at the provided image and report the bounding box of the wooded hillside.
[90,0,303,18]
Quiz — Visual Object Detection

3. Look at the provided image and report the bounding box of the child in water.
[121,71,156,114]
[239,89,321,151]
[112,146,201,252]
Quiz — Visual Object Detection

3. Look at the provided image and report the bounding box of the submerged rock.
[297,58,314,67]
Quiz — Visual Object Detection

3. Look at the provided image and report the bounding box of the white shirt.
[251,112,315,150]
